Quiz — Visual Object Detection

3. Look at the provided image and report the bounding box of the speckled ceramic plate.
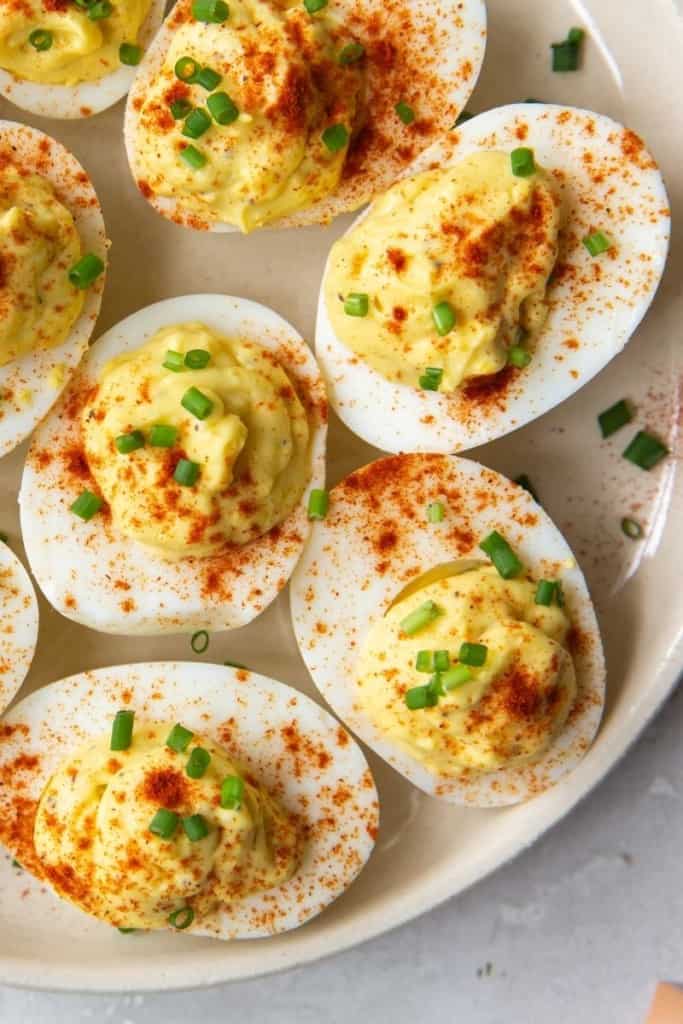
[0,0,680,993]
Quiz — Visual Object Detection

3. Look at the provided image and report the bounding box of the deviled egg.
[124,0,486,232]
[0,0,166,118]
[291,453,605,806]
[0,540,38,714]
[0,121,108,459]
[316,104,671,452]
[20,294,327,634]
[0,662,378,937]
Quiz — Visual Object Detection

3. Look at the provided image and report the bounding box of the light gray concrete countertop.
[2,681,681,1024]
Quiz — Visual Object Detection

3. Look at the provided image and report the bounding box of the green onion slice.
[180,144,207,169]
[223,659,247,670]
[220,774,244,809]
[163,350,185,372]
[534,579,557,606]
[415,650,433,673]
[338,42,365,65]
[622,430,669,471]
[441,664,472,691]
[510,147,535,177]
[115,430,145,454]
[598,399,632,438]
[182,108,211,140]
[197,66,222,91]
[621,517,643,540]
[174,458,200,486]
[184,349,211,370]
[404,684,438,710]
[432,300,456,336]
[29,28,52,51]
[117,927,136,934]
[168,906,195,930]
[307,488,329,520]
[427,501,445,523]
[419,367,443,391]
[400,600,442,637]
[170,98,192,120]
[458,642,487,667]
[186,746,211,779]
[433,650,450,671]
[166,723,194,752]
[182,814,209,841]
[69,253,104,289]
[149,808,179,839]
[70,489,103,521]
[551,39,581,72]
[119,42,142,65]
[175,56,201,83]
[343,292,369,317]
[192,0,229,22]
[508,345,532,368]
[149,424,178,447]
[110,709,135,751]
[88,0,113,20]
[583,231,612,256]
[181,385,213,419]
[322,123,348,153]
[395,101,415,125]
[568,26,585,45]
[479,530,523,579]
[207,91,239,125]
[304,0,327,9]
[190,629,209,653]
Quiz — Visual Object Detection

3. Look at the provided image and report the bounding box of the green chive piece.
[524,97,543,104]
[29,28,52,51]
[458,642,487,667]
[623,430,669,471]
[174,458,201,486]
[182,814,209,842]
[338,42,365,65]
[149,424,178,447]
[432,301,456,336]
[70,489,103,521]
[192,0,229,22]
[191,629,209,653]
[304,0,327,9]
[119,42,142,65]
[583,231,612,256]
[170,98,192,120]
[117,928,136,934]
[479,530,523,579]
[197,66,222,91]
[149,808,179,839]
[427,501,445,523]
[168,906,194,930]
[182,108,211,140]
[163,350,185,372]
[175,56,201,83]
[181,386,213,420]
[69,253,104,289]
[598,399,632,438]
[441,664,472,691]
[455,110,474,126]
[110,709,135,751]
[73,0,96,7]
[415,650,433,673]
[434,650,450,671]
[405,684,438,710]
[180,145,207,170]
[400,600,442,637]
[11,858,21,869]
[184,349,211,370]
[419,367,443,391]
[224,659,247,670]
[515,474,539,503]
[510,147,535,177]
[115,430,145,454]
[508,345,532,368]
[343,292,369,317]
[166,723,194,753]
[621,517,643,540]
[395,101,415,125]
[535,580,557,606]
[568,26,585,45]
[207,91,239,125]
[322,123,349,153]
[307,488,329,520]
[88,0,113,19]
[551,39,580,72]
[186,747,211,779]
[220,775,245,809]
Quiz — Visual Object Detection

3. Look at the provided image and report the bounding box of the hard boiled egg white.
[290,453,605,807]
[316,104,671,453]
[0,122,107,459]
[0,0,166,119]
[19,294,327,635]
[0,541,38,714]
[0,661,378,938]
[123,0,486,231]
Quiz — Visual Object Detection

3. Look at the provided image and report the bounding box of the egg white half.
[316,103,671,453]
[123,0,486,231]
[290,453,605,807]
[19,294,327,636]
[0,121,108,459]
[0,661,378,938]
[0,541,38,715]
[0,0,166,119]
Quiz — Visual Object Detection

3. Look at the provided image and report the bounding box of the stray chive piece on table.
[70,489,103,521]
[400,600,442,637]
[166,723,194,753]
[623,430,669,471]
[426,501,445,523]
[598,399,632,438]
[169,907,195,930]
[110,709,135,751]
[191,629,209,654]
[308,488,329,520]
[583,231,612,257]
[69,253,104,289]
[479,531,523,579]
[344,292,369,317]
[551,26,585,72]
[621,517,644,540]
[510,147,535,177]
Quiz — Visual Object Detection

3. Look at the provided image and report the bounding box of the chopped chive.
[458,642,487,667]
[191,629,209,653]
[220,775,244,809]
[184,349,211,370]
[149,808,179,839]
[441,664,472,691]
[434,650,450,671]
[186,746,211,779]
[514,474,539,503]
[343,292,368,317]
[432,301,456,336]
[70,489,102,521]
[174,459,200,486]
[307,488,329,520]
[524,97,543,104]
[322,123,348,152]
[149,424,178,447]
[110,709,134,751]
[404,684,438,710]
[400,600,441,637]
[197,66,222,91]
[479,530,523,579]
[163,350,185,372]
[510,147,535,177]
[567,26,585,45]
[182,814,209,841]
[192,0,229,22]
[223,659,247,670]
[535,579,557,606]
[304,0,327,9]
[170,98,192,120]
[166,723,194,752]
[180,145,207,170]
[455,110,474,126]
[551,34,581,72]
[419,367,443,391]
[181,386,213,419]
[207,91,239,125]
[115,430,145,454]
[621,517,643,540]
[11,858,21,869]
[182,108,211,140]
[69,253,104,289]
[119,42,142,65]
[175,56,201,83]
[508,345,532,369]
[117,927,136,934]
[88,0,113,19]
[598,399,632,438]
[583,231,612,256]
[395,101,415,125]
[29,28,52,51]
[427,501,445,523]
[338,42,365,65]
[415,650,433,673]
[623,430,669,471]
[168,906,194,930]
